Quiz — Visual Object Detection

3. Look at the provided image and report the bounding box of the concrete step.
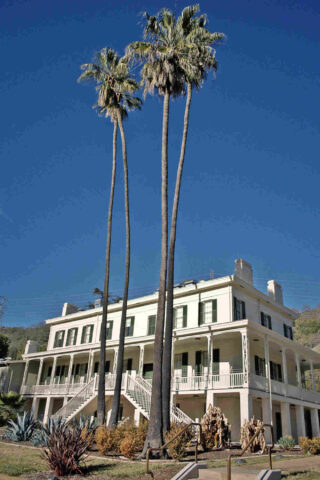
[198,468,259,480]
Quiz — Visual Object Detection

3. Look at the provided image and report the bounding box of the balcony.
[250,374,320,403]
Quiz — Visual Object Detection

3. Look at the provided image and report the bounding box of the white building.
[2,259,320,443]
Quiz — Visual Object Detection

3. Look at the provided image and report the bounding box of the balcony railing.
[173,372,245,391]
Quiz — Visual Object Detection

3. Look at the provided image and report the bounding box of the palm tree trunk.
[162,83,192,432]
[108,111,130,428]
[143,90,170,453]
[97,120,118,425]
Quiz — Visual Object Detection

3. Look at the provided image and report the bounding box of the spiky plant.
[6,411,37,442]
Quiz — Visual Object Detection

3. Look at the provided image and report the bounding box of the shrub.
[6,411,37,442]
[278,435,295,450]
[299,436,320,455]
[165,423,193,461]
[200,404,231,450]
[0,392,25,426]
[30,416,67,447]
[71,415,97,448]
[96,426,118,454]
[120,433,137,459]
[31,429,48,447]
[43,420,90,476]
[240,417,266,453]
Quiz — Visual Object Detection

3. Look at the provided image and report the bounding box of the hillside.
[294,307,320,351]
[0,323,50,360]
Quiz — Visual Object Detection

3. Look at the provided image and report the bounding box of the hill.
[294,307,320,352]
[0,323,50,360]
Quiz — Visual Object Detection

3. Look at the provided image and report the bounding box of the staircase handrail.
[127,375,152,396]
[53,376,96,420]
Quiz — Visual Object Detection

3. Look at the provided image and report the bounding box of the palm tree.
[78,48,141,425]
[162,6,225,432]
[127,8,186,450]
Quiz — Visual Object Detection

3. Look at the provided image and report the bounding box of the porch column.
[36,358,44,385]
[87,351,94,382]
[138,345,144,376]
[264,338,273,426]
[43,397,54,424]
[281,401,292,437]
[296,404,306,438]
[63,396,69,406]
[32,397,40,419]
[50,357,57,385]
[90,353,96,378]
[310,360,315,392]
[262,397,272,443]
[21,360,30,386]
[113,347,119,374]
[134,408,140,427]
[295,353,302,388]
[67,354,74,384]
[206,389,214,410]
[240,390,253,426]
[281,348,288,385]
[241,330,250,385]
[311,408,320,438]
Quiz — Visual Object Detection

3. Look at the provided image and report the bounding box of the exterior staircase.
[54,373,192,424]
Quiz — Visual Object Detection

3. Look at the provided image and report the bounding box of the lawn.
[0,442,181,479]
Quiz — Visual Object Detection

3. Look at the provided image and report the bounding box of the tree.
[162,5,225,432]
[0,334,9,359]
[79,48,141,425]
[127,8,186,451]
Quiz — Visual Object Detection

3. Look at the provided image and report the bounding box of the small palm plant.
[0,391,26,425]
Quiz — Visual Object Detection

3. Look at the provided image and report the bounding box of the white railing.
[173,373,245,391]
[20,382,85,396]
[53,376,96,420]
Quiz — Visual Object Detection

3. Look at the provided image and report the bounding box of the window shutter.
[148,316,155,335]
[183,306,188,328]
[173,309,177,329]
[241,301,246,319]
[260,312,265,326]
[84,363,88,374]
[289,327,293,340]
[277,364,282,382]
[195,351,202,375]
[233,297,237,320]
[283,324,287,337]
[66,330,71,346]
[203,351,208,367]
[198,302,204,326]
[255,355,259,375]
[212,300,217,323]
[107,321,113,340]
[88,325,93,343]
[127,358,133,372]
[174,353,182,370]
[94,362,99,374]
[54,332,58,348]
[268,316,272,330]
[130,317,135,336]
[56,366,61,377]
[213,348,220,374]
[105,361,110,373]
[81,327,86,344]
[74,328,78,345]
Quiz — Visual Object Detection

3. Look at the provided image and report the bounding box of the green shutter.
[213,348,220,374]
[81,327,86,344]
[183,306,188,328]
[211,300,217,323]
[66,330,71,346]
[73,328,78,345]
[88,325,94,343]
[173,309,177,329]
[182,352,188,377]
[198,302,204,325]
[130,317,135,336]
[54,332,59,348]
[107,321,113,340]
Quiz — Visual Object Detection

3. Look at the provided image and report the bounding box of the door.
[305,409,312,439]
[275,412,282,441]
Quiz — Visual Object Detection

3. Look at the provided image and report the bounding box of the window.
[195,350,208,375]
[284,324,293,340]
[199,300,217,325]
[53,330,65,348]
[261,312,272,330]
[123,358,132,373]
[143,363,153,380]
[270,361,282,382]
[99,321,113,341]
[66,328,78,346]
[173,306,188,329]
[94,361,110,374]
[212,348,220,375]
[147,315,156,335]
[233,297,246,321]
[174,352,188,377]
[81,325,94,344]
[254,355,266,377]
[125,317,135,337]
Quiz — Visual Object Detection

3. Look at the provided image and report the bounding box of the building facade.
[2,258,320,443]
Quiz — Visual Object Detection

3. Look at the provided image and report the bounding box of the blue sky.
[1,0,320,326]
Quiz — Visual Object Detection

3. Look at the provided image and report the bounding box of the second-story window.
[261,312,272,330]
[53,330,65,348]
[147,315,156,335]
[284,324,293,340]
[254,355,266,377]
[173,306,188,329]
[125,317,135,337]
[66,328,78,346]
[199,300,217,325]
[99,321,113,341]
[233,297,246,321]
[81,325,94,344]
[270,361,282,382]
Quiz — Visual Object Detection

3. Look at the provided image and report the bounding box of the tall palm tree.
[78,48,141,425]
[127,8,185,451]
[162,6,225,432]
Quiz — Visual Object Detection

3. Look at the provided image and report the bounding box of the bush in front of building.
[200,404,231,450]
[0,392,26,426]
[299,436,320,454]
[165,422,193,460]
[96,422,148,458]
[240,416,266,453]
[278,435,295,450]
[5,411,37,442]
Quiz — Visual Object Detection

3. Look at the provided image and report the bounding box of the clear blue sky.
[1,0,320,327]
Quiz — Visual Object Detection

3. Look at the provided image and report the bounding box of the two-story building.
[2,258,320,443]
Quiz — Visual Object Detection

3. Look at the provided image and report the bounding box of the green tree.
[0,391,25,425]
[127,8,186,451]
[294,307,320,349]
[0,333,9,358]
[162,5,224,432]
[79,48,141,426]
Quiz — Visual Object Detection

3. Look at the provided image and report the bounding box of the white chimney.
[62,303,79,316]
[267,280,283,305]
[24,340,39,355]
[234,258,253,285]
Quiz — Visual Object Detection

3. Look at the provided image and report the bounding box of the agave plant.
[70,415,97,433]
[6,411,37,442]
